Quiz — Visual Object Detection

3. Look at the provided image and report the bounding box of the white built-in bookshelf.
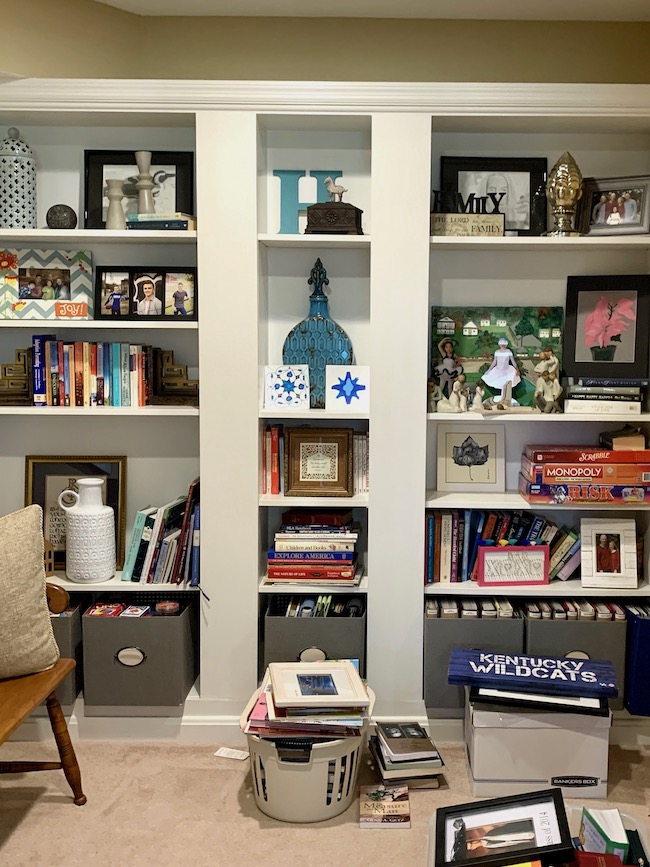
[1,78,650,742]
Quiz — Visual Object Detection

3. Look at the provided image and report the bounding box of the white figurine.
[427,380,443,412]
[471,384,485,412]
[534,347,559,377]
[482,337,521,407]
[437,378,463,413]
[324,176,348,202]
[534,371,563,413]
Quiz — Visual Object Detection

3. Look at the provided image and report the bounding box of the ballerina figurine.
[482,337,521,406]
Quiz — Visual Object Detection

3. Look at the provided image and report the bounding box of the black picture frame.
[440,156,548,236]
[25,455,127,570]
[434,788,572,867]
[95,266,198,321]
[577,175,650,236]
[469,686,610,717]
[563,274,650,381]
[84,150,194,229]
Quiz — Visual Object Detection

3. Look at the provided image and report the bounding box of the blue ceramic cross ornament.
[282,258,354,409]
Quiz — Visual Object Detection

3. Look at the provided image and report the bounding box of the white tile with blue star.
[325,365,370,412]
[264,364,310,408]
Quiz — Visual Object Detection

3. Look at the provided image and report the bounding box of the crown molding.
[0,79,649,116]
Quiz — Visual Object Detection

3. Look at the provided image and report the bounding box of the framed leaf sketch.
[436,423,505,493]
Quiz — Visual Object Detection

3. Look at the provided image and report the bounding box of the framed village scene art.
[430,305,564,411]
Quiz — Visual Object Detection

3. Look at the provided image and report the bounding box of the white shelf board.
[0,229,196,245]
[425,490,650,510]
[49,573,199,592]
[430,411,650,423]
[259,575,368,594]
[424,578,650,598]
[0,405,199,416]
[0,319,198,330]
[258,233,370,249]
[260,493,369,507]
[429,235,650,252]
[260,408,369,420]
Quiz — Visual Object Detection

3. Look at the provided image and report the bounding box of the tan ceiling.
[93,0,650,19]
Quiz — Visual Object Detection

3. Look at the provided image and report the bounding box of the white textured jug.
[57,478,116,583]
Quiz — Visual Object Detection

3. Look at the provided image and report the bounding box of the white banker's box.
[465,695,611,799]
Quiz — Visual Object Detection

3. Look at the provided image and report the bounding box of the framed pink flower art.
[563,274,650,380]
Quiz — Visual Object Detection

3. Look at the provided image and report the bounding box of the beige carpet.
[0,741,648,867]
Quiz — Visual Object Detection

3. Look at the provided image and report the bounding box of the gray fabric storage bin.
[34,606,83,714]
[263,597,366,676]
[424,614,524,712]
[525,616,627,710]
[82,604,198,716]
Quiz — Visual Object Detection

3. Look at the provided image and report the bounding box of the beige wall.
[7,2,650,83]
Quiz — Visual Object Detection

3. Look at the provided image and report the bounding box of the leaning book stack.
[562,376,649,415]
[369,721,444,789]
[265,508,363,586]
[242,661,371,739]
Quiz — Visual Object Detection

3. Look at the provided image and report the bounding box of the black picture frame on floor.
[563,274,650,381]
[84,150,194,229]
[440,156,548,236]
[434,788,572,867]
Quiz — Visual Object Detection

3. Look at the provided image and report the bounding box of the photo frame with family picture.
[580,517,638,589]
[94,266,197,321]
[434,789,572,867]
[577,175,650,236]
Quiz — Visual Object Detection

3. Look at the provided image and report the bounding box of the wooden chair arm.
[46,583,69,615]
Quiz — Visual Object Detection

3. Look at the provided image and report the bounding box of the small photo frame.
[285,426,354,497]
[8,249,93,320]
[264,365,310,409]
[577,175,650,236]
[563,274,650,381]
[580,518,638,589]
[436,423,505,493]
[84,150,194,229]
[325,365,370,412]
[477,544,549,587]
[25,455,127,570]
[435,788,572,867]
[440,156,548,236]
[94,266,197,321]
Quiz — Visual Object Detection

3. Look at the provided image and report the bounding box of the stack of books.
[369,721,444,789]
[265,508,363,586]
[126,212,196,231]
[242,660,371,739]
[519,443,650,506]
[122,477,200,585]
[562,376,648,415]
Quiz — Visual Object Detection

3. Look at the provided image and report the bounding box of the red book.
[90,342,98,406]
[450,511,459,583]
[270,425,281,496]
[281,509,354,526]
[433,512,442,582]
[574,853,625,867]
[267,563,356,579]
[170,477,200,584]
[524,444,650,464]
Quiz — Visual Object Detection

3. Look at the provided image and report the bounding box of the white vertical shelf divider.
[196,110,260,719]
[367,113,432,721]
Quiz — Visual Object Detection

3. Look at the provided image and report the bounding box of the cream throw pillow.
[0,504,60,679]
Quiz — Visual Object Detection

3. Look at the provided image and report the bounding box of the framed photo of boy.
[563,274,650,380]
[84,150,194,229]
[24,455,127,569]
[434,789,572,867]
[94,266,197,321]
[440,156,547,237]
[577,175,650,236]
[284,426,354,497]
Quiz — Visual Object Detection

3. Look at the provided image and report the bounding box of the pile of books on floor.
[578,805,647,866]
[242,660,371,739]
[519,441,650,506]
[562,376,649,415]
[265,508,363,586]
[122,477,200,585]
[369,721,444,789]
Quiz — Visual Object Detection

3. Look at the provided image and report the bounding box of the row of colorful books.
[265,508,363,585]
[32,334,158,407]
[121,477,200,584]
[519,442,650,505]
[426,597,637,620]
[424,508,582,584]
[261,425,369,496]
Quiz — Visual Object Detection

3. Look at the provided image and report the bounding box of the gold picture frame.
[25,455,127,569]
[285,427,354,497]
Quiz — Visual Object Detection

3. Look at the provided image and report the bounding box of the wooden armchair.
[0,583,87,805]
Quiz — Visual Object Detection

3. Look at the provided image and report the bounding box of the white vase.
[57,478,116,583]
[105,178,126,229]
[135,150,155,214]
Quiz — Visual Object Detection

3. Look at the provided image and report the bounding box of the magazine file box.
[465,693,611,799]
[624,608,650,715]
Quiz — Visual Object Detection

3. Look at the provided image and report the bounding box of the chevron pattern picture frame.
[1,249,93,319]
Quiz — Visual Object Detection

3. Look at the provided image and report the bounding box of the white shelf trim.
[429,411,650,423]
[260,409,369,420]
[425,490,650,510]
[0,320,198,330]
[0,406,199,416]
[259,575,368,594]
[0,228,195,244]
[260,493,369,507]
[48,573,199,592]
[424,578,650,597]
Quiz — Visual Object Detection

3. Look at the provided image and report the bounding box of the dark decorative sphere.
[46,204,77,229]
